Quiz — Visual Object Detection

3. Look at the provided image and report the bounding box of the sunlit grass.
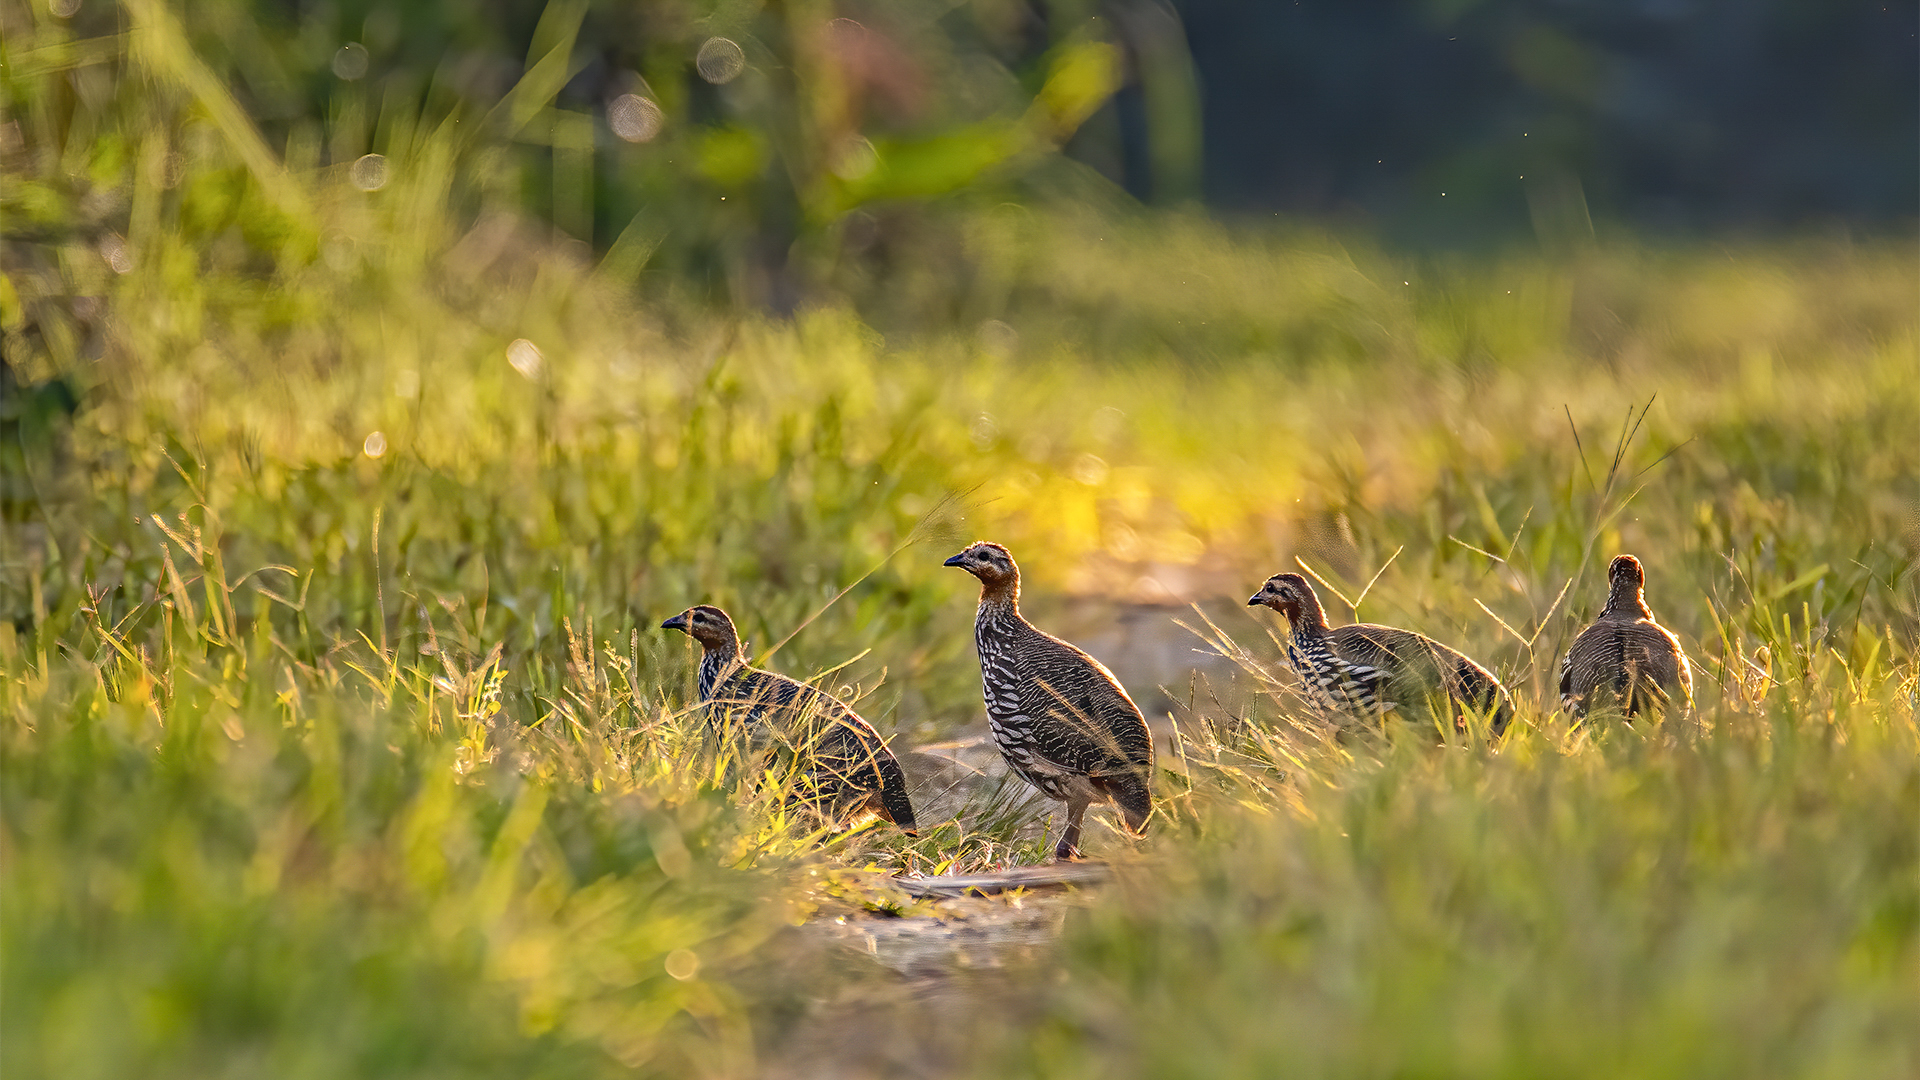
[1001,654,1920,1079]
[5,4,1918,1076]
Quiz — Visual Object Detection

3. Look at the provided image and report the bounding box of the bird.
[943,541,1154,861]
[1247,572,1514,737]
[1559,554,1694,721]
[660,605,918,834]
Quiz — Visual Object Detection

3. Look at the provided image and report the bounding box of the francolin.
[661,605,917,833]
[1248,572,1514,736]
[1559,555,1694,721]
[944,542,1154,861]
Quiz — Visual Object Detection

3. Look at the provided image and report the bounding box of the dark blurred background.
[528,0,1917,241]
[1157,0,1918,242]
[137,0,1918,239]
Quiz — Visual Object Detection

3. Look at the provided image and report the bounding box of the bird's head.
[1602,554,1653,618]
[660,604,740,651]
[1607,554,1645,591]
[943,541,1019,593]
[1247,572,1324,629]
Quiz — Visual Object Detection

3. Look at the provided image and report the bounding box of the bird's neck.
[976,581,1021,623]
[696,636,750,702]
[699,636,743,666]
[1602,588,1652,621]
[1290,601,1331,639]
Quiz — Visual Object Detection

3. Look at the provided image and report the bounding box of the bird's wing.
[722,670,909,797]
[1558,633,1580,709]
[1627,621,1693,711]
[1014,631,1154,776]
[1325,625,1418,696]
[771,676,895,761]
[1662,625,1695,707]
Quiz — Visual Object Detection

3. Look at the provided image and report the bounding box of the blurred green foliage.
[3,1,1919,1077]
[3,0,1164,312]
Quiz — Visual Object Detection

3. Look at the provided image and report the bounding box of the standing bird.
[943,542,1155,861]
[1559,555,1694,721]
[660,605,917,834]
[1247,572,1514,737]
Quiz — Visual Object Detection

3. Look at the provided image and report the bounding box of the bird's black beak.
[1246,592,1265,607]
[660,613,689,633]
[942,552,967,568]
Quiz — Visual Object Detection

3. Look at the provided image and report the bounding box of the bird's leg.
[1055,796,1089,861]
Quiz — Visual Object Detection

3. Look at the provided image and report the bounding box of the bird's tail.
[1488,694,1514,738]
[1455,660,1515,738]
[873,753,919,836]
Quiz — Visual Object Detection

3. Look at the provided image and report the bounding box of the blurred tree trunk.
[1113,0,1203,205]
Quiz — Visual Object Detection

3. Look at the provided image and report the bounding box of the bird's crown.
[1608,554,1645,589]
[660,604,739,647]
[945,541,1016,576]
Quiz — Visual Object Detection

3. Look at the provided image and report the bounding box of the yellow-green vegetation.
[5,4,1918,1078]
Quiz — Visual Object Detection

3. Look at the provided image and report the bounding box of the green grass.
[6,6,1920,1077]
[1027,616,1919,1079]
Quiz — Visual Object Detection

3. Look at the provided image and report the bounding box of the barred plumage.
[944,542,1154,862]
[1248,573,1514,736]
[1559,554,1693,721]
[661,605,917,833]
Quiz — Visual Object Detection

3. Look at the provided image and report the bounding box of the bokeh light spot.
[332,42,369,81]
[350,154,389,191]
[664,949,700,981]
[696,38,746,84]
[98,234,132,274]
[830,137,878,181]
[609,94,665,143]
[976,319,1018,356]
[970,413,998,450]
[1071,453,1109,486]
[507,339,544,380]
